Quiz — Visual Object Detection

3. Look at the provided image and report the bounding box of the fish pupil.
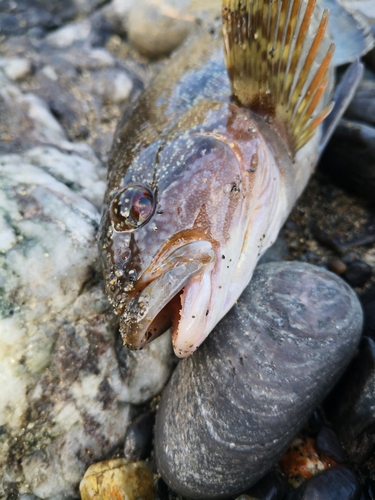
[110,185,155,231]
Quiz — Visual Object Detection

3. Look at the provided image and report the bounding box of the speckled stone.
[155,262,363,499]
[79,458,154,500]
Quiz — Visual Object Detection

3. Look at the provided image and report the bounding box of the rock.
[321,119,375,204]
[346,80,375,126]
[325,337,375,464]
[124,411,155,461]
[0,117,175,500]
[244,469,289,500]
[286,466,361,500]
[127,0,195,58]
[0,57,33,81]
[316,427,347,463]
[79,458,154,500]
[344,260,372,287]
[280,436,338,488]
[155,262,363,499]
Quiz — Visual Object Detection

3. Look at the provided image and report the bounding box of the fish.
[99,0,364,358]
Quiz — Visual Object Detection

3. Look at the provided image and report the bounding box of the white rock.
[46,20,92,48]
[111,72,133,103]
[0,57,32,81]
[0,151,176,498]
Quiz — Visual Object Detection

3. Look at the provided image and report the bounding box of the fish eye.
[110,185,155,231]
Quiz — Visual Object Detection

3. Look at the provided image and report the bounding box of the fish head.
[100,103,262,357]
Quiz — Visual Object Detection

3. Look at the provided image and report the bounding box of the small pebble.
[316,426,346,463]
[286,466,361,500]
[361,284,375,339]
[127,0,194,58]
[79,458,154,500]
[244,469,289,500]
[124,411,155,461]
[110,72,133,103]
[344,260,372,287]
[1,57,32,81]
[328,258,347,276]
[279,436,337,487]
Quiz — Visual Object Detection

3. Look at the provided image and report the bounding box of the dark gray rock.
[124,411,155,461]
[325,337,375,464]
[321,119,375,204]
[155,262,363,499]
[286,466,361,500]
[344,260,372,288]
[316,426,346,463]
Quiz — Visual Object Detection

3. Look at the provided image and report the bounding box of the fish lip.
[119,240,215,350]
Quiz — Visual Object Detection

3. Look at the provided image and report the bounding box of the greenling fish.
[99,0,363,358]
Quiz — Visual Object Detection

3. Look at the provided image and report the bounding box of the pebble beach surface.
[0,0,375,499]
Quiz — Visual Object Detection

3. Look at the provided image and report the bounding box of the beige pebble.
[80,458,154,500]
[128,0,195,58]
[328,258,347,276]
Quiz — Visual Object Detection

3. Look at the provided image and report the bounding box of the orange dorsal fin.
[222,0,335,155]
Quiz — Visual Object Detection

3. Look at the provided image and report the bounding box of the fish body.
[99,0,360,357]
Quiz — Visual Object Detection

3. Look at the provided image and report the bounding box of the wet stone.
[124,411,155,461]
[325,337,375,464]
[244,469,289,500]
[79,458,154,500]
[155,262,363,499]
[344,260,372,287]
[285,466,361,500]
[316,426,347,463]
[127,0,195,58]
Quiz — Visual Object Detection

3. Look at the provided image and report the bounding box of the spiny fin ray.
[222,0,334,155]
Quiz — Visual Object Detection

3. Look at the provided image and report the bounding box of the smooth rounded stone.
[328,258,347,276]
[124,411,155,461]
[321,119,375,204]
[344,260,372,288]
[79,458,154,500]
[244,469,289,500]
[285,466,361,500]
[127,0,195,58]
[155,262,363,499]
[316,426,346,463]
[325,337,375,464]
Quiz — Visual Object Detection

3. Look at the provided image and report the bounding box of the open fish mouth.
[120,240,215,354]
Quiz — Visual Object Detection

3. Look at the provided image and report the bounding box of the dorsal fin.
[222,0,335,156]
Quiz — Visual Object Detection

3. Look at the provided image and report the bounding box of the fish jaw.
[119,240,215,351]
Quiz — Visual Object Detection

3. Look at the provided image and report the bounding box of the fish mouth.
[119,240,215,356]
